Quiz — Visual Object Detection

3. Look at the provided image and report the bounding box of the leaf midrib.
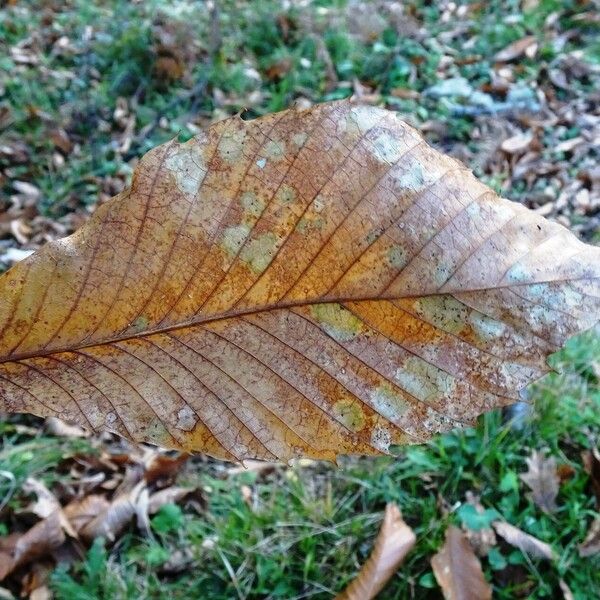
[1,275,595,365]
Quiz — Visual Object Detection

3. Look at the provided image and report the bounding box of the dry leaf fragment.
[520,450,560,513]
[493,521,555,560]
[578,518,600,558]
[336,503,415,600]
[431,525,492,600]
[494,36,538,62]
[0,101,599,462]
[501,132,534,154]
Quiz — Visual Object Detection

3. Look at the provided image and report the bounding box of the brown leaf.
[494,36,537,62]
[582,448,600,508]
[0,512,66,581]
[493,521,555,560]
[578,518,600,558]
[143,452,189,485]
[431,525,492,600]
[63,495,110,533]
[147,486,203,514]
[336,503,415,600]
[520,450,560,513]
[0,101,599,462]
[79,481,144,542]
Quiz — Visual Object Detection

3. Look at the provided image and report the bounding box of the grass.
[1,0,600,598]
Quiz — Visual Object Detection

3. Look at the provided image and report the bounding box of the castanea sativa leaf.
[431,526,492,600]
[336,503,415,599]
[0,100,599,461]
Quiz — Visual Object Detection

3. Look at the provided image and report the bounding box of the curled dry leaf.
[520,450,560,513]
[493,520,555,560]
[431,525,492,600]
[79,481,145,542]
[0,101,599,461]
[336,503,415,600]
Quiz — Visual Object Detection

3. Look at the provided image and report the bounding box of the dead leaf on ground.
[147,486,204,514]
[336,503,416,600]
[582,447,600,508]
[520,450,559,513]
[79,481,144,543]
[0,101,599,462]
[493,520,555,560]
[578,517,600,558]
[501,132,534,155]
[63,494,111,533]
[0,511,66,581]
[431,525,492,600]
[143,452,189,485]
[494,36,538,62]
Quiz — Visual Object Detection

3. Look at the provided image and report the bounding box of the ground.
[0,0,599,598]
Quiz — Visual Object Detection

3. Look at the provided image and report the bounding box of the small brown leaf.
[336,503,415,600]
[493,521,555,560]
[494,36,537,62]
[147,486,203,514]
[578,518,600,558]
[431,525,492,600]
[79,481,144,542]
[143,452,189,485]
[582,448,600,508]
[520,450,559,513]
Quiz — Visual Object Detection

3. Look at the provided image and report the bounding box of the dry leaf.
[578,517,600,558]
[501,132,533,155]
[0,512,66,581]
[143,452,189,485]
[79,481,144,542]
[0,101,599,462]
[336,503,415,600]
[493,520,555,560]
[494,36,538,62]
[582,448,600,508]
[431,525,492,600]
[520,450,559,513]
[63,494,111,533]
[147,486,202,514]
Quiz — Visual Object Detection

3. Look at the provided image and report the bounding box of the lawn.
[1,0,599,598]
